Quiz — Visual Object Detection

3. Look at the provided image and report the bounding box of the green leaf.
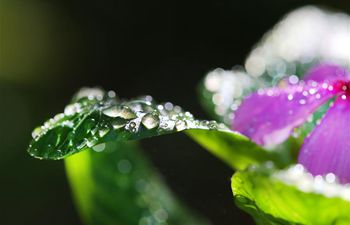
[27,87,277,170]
[66,141,210,225]
[186,129,285,170]
[231,165,350,225]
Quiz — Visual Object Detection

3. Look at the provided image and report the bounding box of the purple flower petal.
[298,97,350,184]
[304,64,349,83]
[232,83,335,147]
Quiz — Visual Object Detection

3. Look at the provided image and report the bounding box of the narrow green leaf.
[66,141,210,225]
[231,165,350,225]
[27,87,277,170]
[186,129,279,170]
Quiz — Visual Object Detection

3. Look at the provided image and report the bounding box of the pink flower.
[232,64,350,183]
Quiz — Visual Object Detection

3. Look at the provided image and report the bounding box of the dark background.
[0,1,348,224]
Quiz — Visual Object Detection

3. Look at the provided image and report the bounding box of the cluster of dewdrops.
[98,95,223,135]
[203,68,257,124]
[274,164,350,201]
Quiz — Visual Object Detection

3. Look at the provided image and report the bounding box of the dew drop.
[128,102,143,112]
[160,122,168,128]
[43,122,50,129]
[208,121,218,130]
[184,111,193,118]
[129,122,136,128]
[126,121,137,133]
[92,143,106,152]
[111,119,126,129]
[288,75,299,84]
[200,120,210,127]
[98,127,110,137]
[75,88,105,101]
[141,113,160,129]
[144,95,153,102]
[64,104,75,116]
[32,127,43,139]
[164,102,173,111]
[157,105,164,111]
[175,120,187,131]
[325,173,336,183]
[86,136,99,147]
[173,105,182,113]
[309,88,317,95]
[102,106,137,119]
[159,119,175,131]
[107,90,116,98]
[54,113,65,121]
[64,103,81,116]
[61,120,74,128]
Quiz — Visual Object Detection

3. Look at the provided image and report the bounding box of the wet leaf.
[231,165,350,225]
[27,87,277,170]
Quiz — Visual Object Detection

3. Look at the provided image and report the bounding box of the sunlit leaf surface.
[66,141,210,225]
[231,165,350,225]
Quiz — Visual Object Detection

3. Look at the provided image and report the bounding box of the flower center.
[332,80,350,100]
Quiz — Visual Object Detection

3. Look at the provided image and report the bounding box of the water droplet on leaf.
[32,127,43,139]
[141,113,160,129]
[111,119,126,129]
[175,120,187,131]
[98,127,110,137]
[92,143,106,152]
[208,121,218,130]
[87,136,99,147]
[102,106,137,119]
